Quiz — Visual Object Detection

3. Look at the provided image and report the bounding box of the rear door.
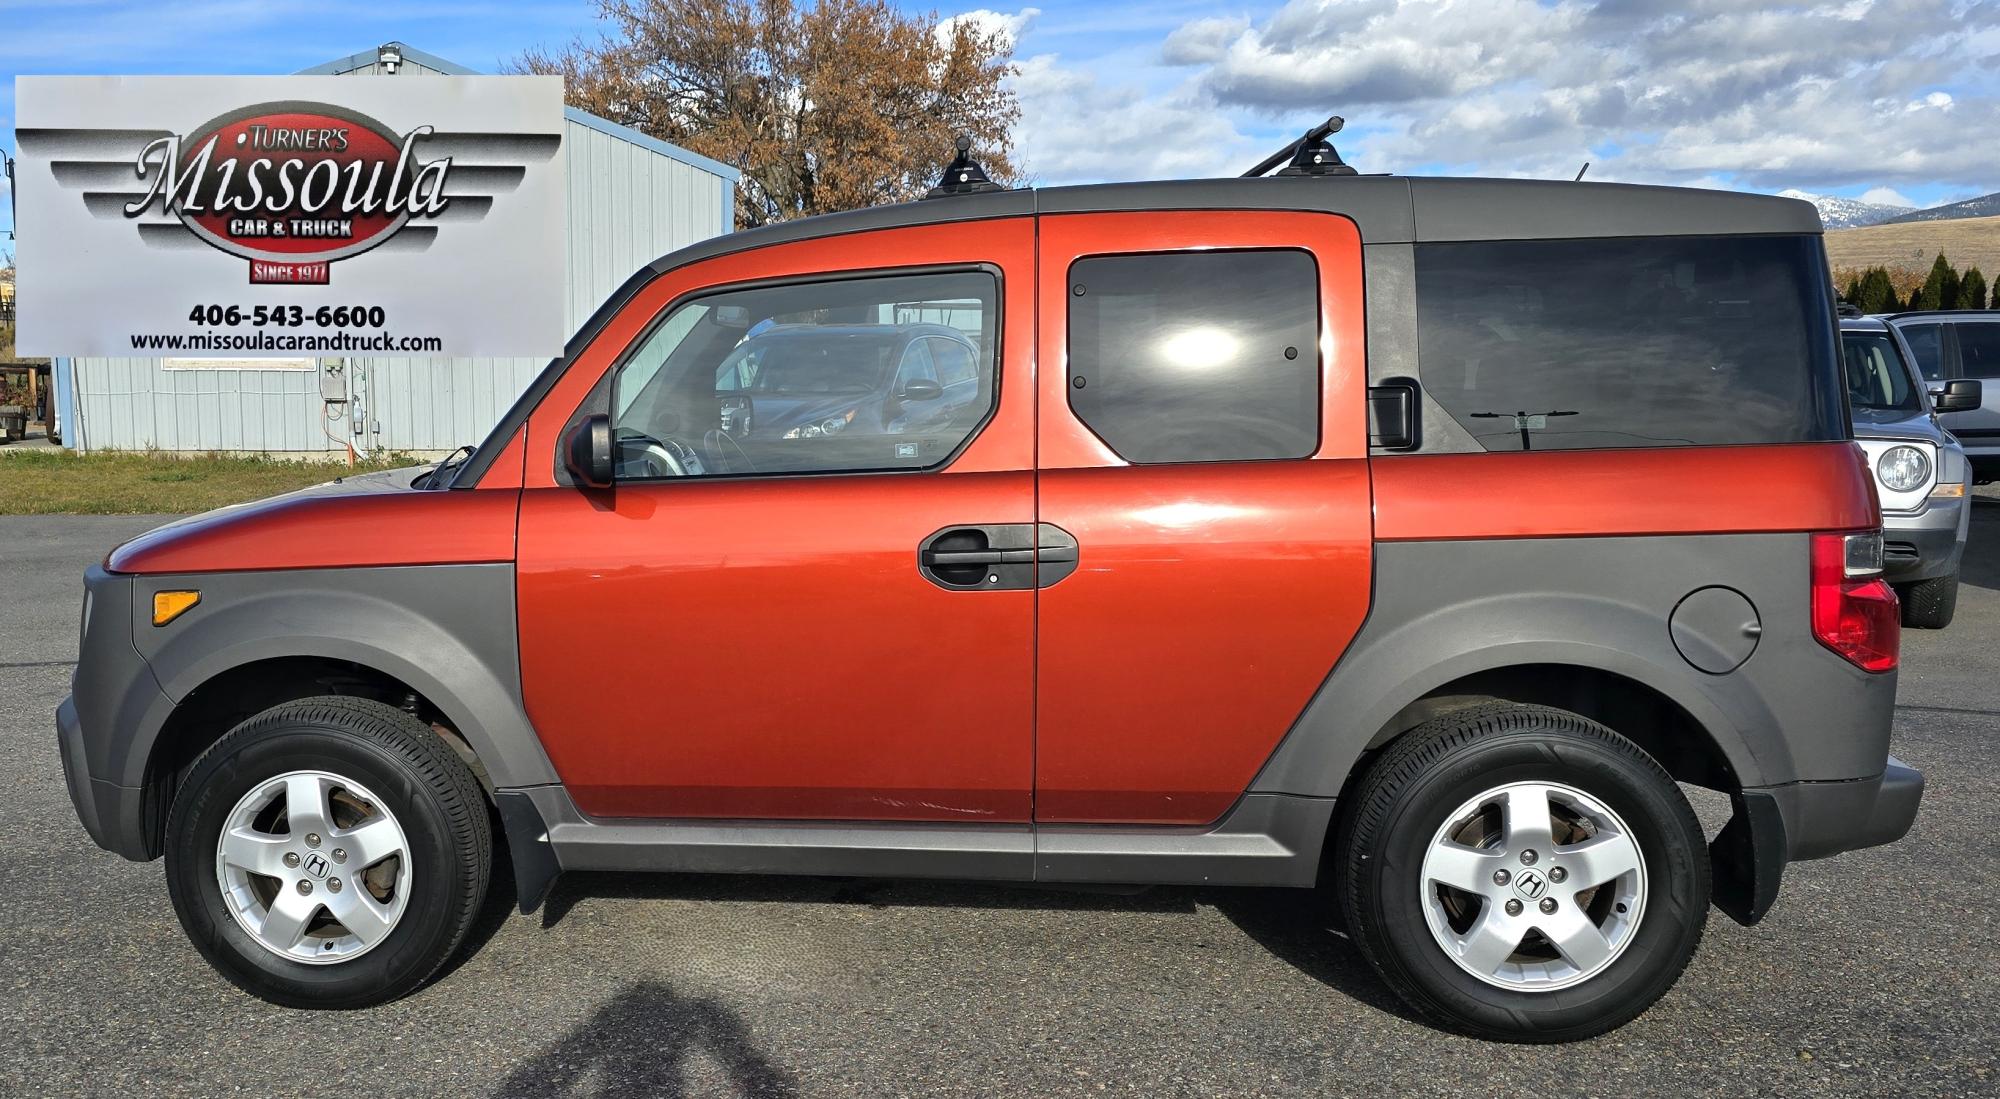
[1032,211,1375,825]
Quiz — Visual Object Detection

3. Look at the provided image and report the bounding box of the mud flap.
[1709,789,1787,926]
[495,789,563,914]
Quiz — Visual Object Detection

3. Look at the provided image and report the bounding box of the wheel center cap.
[1511,867,1549,902]
[300,851,331,880]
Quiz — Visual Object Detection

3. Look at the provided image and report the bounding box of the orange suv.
[58,136,1920,1040]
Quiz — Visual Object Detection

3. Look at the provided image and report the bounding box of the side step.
[497,788,1337,911]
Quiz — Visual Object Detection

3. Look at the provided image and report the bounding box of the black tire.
[164,696,491,1008]
[1337,703,1708,1042]
[1897,573,1958,629]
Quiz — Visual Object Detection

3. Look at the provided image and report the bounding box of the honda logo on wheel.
[301,852,330,879]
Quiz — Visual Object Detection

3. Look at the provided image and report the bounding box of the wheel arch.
[125,569,560,864]
[1251,590,1791,804]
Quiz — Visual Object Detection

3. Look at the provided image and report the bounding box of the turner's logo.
[120,102,453,284]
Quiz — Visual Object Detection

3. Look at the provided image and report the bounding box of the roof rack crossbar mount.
[1243,115,1358,178]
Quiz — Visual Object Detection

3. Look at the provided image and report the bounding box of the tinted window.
[612,271,997,479]
[1068,250,1319,463]
[1414,235,1843,451]
[1841,332,1920,412]
[931,338,977,388]
[1956,323,2000,379]
[1899,324,1946,380]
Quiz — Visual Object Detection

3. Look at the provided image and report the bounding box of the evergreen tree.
[1962,267,1988,314]
[1917,254,1956,310]
[1842,274,1862,306]
[1856,267,1899,314]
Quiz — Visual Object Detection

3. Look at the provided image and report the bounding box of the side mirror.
[1931,378,1982,413]
[897,379,944,402]
[564,414,614,488]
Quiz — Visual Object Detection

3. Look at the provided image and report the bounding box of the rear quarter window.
[1414,235,1844,451]
[1955,322,2000,379]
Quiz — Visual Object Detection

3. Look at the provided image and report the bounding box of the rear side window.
[1068,250,1320,463]
[1956,323,2000,379]
[1414,235,1843,451]
[1898,324,1945,380]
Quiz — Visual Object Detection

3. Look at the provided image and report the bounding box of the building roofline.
[296,43,480,77]
[562,107,741,183]
[297,45,740,182]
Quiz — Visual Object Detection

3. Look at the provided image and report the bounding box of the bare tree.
[514,0,1021,228]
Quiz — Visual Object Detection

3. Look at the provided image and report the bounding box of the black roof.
[646,176,1821,277]
[1882,310,2000,322]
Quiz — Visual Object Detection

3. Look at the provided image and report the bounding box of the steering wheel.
[704,428,757,475]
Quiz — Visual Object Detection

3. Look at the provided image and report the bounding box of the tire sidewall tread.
[1338,703,1709,1042]
[163,695,490,1010]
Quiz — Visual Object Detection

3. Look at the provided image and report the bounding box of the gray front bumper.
[1882,494,1969,583]
[59,566,177,862]
[57,694,153,860]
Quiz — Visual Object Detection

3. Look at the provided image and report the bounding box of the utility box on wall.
[56,43,737,456]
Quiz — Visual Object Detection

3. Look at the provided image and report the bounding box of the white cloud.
[1161,17,1247,66]
[1122,0,2000,193]
[938,7,1041,51]
[1860,186,1918,208]
[1010,54,1259,183]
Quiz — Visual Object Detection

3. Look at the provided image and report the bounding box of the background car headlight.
[1877,445,1931,493]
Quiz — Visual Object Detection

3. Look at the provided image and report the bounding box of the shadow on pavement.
[491,980,797,1098]
[531,872,1413,1026]
[1957,495,2000,593]
[1206,888,1426,1025]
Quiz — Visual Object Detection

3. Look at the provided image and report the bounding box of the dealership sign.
[14,76,566,358]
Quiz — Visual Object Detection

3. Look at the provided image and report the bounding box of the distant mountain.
[1777,189,1912,229]
[1886,190,2000,224]
[1824,214,2000,279]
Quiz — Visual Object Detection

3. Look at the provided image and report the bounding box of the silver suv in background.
[1842,315,1978,627]
[1883,311,2000,483]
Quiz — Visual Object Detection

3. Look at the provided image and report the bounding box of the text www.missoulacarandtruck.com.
[130,330,445,352]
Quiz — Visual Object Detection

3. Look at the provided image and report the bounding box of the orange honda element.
[59,132,1919,1040]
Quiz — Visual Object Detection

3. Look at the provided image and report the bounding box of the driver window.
[895,341,938,388]
[611,270,999,479]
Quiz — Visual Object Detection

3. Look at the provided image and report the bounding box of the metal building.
[51,43,737,456]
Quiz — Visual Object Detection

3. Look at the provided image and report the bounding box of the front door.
[516,219,1037,822]
[1032,211,1376,825]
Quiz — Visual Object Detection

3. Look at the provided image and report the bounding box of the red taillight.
[1810,532,1899,672]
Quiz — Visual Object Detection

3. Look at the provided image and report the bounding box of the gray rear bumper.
[1759,756,1925,863]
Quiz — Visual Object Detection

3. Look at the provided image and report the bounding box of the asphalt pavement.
[2,501,1996,1097]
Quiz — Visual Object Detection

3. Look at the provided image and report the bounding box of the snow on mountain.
[1776,189,1913,230]
[1885,191,2000,224]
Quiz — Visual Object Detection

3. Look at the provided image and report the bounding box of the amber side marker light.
[152,590,201,626]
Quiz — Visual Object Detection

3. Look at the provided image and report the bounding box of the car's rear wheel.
[164,696,490,1008]
[1897,572,1958,629]
[1337,703,1708,1042]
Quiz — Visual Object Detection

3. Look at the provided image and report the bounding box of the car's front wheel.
[1338,703,1708,1042]
[164,696,491,1008]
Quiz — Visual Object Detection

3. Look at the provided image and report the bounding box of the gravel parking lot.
[3,502,1996,1097]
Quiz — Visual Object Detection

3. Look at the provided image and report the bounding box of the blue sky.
[5,0,1999,250]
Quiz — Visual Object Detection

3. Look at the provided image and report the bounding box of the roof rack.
[923,136,1004,199]
[1242,116,1358,178]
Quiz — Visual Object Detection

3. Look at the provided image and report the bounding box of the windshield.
[1841,331,1921,412]
[715,333,900,396]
